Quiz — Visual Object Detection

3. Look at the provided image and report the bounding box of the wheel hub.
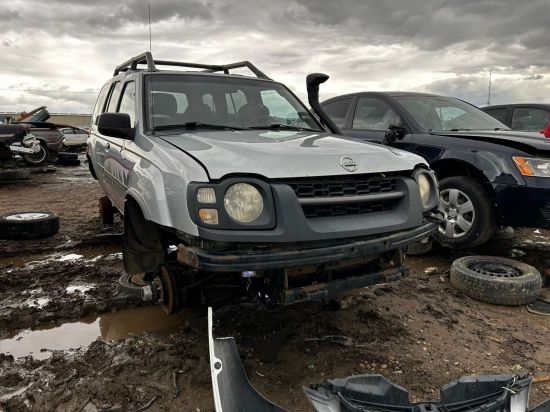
[468,261,522,278]
[437,188,476,239]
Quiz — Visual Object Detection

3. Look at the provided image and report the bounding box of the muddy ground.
[1,159,549,411]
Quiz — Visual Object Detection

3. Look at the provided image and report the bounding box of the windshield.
[395,95,509,131]
[145,74,323,132]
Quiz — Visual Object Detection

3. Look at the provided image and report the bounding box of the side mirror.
[383,124,408,145]
[540,122,550,138]
[97,113,134,140]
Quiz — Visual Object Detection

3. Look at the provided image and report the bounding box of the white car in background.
[60,127,89,147]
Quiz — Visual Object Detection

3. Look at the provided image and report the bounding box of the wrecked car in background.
[87,52,439,313]
[0,123,42,169]
[322,92,550,249]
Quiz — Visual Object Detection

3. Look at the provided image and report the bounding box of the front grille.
[302,200,396,218]
[542,202,550,219]
[276,174,402,219]
[285,175,397,198]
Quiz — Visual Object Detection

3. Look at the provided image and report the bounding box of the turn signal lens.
[513,156,550,177]
[513,157,535,176]
[197,187,216,203]
[198,208,219,225]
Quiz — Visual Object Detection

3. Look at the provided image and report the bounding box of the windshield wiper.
[152,122,245,131]
[249,123,320,132]
[447,128,471,131]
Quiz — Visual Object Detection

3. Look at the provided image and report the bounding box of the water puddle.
[65,282,95,294]
[0,244,122,268]
[0,305,190,360]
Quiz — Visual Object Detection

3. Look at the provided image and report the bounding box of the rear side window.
[352,97,400,130]
[92,84,110,125]
[106,82,123,113]
[323,98,352,128]
[118,82,136,125]
[511,107,550,131]
[484,108,507,123]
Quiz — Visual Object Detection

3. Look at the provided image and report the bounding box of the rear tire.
[434,176,496,249]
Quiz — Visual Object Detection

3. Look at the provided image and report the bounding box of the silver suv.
[87,52,439,312]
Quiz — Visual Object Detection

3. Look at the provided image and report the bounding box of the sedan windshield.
[145,74,323,132]
[395,95,509,132]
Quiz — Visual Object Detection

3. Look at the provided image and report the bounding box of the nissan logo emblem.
[339,156,358,172]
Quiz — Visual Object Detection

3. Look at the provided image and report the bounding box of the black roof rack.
[113,51,271,79]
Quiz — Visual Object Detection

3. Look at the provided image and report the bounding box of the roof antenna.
[487,70,492,105]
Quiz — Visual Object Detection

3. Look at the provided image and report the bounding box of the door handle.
[105,142,110,150]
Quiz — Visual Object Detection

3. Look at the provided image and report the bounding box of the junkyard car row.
[2,52,550,411]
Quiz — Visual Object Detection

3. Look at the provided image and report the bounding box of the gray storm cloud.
[1,0,549,113]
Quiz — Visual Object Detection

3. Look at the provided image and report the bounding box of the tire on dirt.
[434,176,496,249]
[0,168,31,182]
[57,152,79,160]
[450,255,542,306]
[57,158,81,166]
[0,212,59,240]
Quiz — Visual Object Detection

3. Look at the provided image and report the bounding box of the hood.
[437,130,550,153]
[158,129,424,179]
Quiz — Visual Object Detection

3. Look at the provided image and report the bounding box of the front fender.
[436,149,526,185]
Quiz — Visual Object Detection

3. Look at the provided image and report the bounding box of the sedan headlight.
[513,156,550,177]
[224,183,264,223]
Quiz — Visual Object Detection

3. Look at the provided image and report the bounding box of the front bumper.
[208,308,549,412]
[178,221,437,272]
[495,178,550,229]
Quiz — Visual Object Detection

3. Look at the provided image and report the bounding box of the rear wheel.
[434,176,496,249]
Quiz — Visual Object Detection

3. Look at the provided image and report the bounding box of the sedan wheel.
[433,176,496,249]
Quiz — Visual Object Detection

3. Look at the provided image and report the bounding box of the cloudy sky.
[1,0,549,114]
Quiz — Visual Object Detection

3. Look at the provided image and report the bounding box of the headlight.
[418,173,431,207]
[513,156,550,177]
[223,183,264,223]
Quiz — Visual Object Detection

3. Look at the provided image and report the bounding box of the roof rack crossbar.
[113,52,270,79]
[114,52,156,76]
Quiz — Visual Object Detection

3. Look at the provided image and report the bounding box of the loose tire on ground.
[57,152,79,160]
[0,212,59,240]
[0,168,31,182]
[56,158,81,166]
[434,176,496,249]
[450,255,542,306]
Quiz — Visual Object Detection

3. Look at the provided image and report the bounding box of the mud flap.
[208,306,550,412]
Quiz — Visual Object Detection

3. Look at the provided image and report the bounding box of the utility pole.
[487,71,492,105]
[148,3,152,54]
